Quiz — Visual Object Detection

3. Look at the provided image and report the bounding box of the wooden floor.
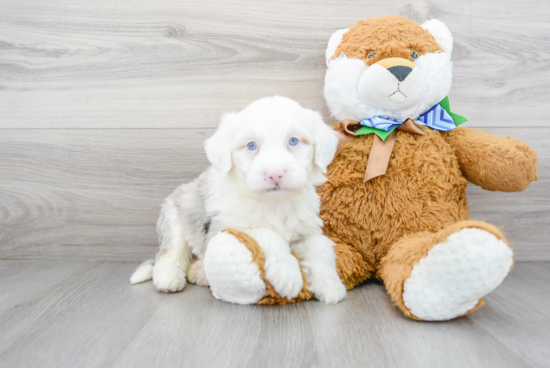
[0,260,548,368]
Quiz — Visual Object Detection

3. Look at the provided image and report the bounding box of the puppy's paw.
[265,254,303,299]
[187,260,209,287]
[304,264,346,304]
[313,275,347,304]
[153,264,187,293]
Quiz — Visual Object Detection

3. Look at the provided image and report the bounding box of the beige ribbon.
[335,119,425,182]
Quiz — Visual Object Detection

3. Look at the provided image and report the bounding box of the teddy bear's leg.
[203,228,312,305]
[331,239,376,290]
[379,221,513,321]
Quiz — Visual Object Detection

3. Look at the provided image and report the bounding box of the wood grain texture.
[0,260,548,368]
[0,0,549,261]
[0,127,547,261]
[0,0,549,128]
[0,129,212,260]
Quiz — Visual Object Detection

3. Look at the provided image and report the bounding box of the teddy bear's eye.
[367,51,377,59]
[410,50,419,60]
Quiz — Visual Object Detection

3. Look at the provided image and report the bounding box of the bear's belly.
[319,129,469,265]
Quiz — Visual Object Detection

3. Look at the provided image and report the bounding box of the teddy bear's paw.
[153,264,187,293]
[186,259,209,287]
[403,228,513,321]
[204,231,266,304]
[307,268,347,304]
[265,253,304,300]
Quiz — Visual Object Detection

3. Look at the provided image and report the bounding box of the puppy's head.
[205,96,338,199]
[324,16,453,122]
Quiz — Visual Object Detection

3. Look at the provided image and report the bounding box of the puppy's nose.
[266,170,285,184]
[387,66,412,82]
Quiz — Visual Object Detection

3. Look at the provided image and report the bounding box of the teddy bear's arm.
[441,127,538,192]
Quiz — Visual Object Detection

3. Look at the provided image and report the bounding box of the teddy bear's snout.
[387,66,412,82]
[374,57,416,83]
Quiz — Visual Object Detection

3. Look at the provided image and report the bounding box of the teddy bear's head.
[324,16,453,122]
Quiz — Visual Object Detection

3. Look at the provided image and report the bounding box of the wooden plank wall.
[1,0,549,261]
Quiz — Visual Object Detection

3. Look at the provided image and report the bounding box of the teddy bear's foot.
[203,231,267,304]
[403,228,512,320]
[380,221,513,321]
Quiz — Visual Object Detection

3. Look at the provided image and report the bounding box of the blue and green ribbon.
[355,96,468,141]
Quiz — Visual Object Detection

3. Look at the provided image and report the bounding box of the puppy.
[131,96,346,303]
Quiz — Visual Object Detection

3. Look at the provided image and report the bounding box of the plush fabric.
[321,127,469,283]
[442,128,538,192]
[319,124,536,284]
[332,16,441,66]
[379,221,510,320]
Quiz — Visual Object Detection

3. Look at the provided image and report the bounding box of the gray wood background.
[1,0,549,261]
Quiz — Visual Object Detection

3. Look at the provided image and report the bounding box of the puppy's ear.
[422,19,453,55]
[325,28,349,66]
[204,112,238,176]
[307,110,338,173]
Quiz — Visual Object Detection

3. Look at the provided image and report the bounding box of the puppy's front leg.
[293,234,346,303]
[153,198,192,293]
[245,228,303,300]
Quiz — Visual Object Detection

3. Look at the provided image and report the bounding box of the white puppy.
[131,96,347,304]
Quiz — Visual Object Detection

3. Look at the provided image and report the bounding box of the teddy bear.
[203,16,538,321]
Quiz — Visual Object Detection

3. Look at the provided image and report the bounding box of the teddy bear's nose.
[387,66,413,82]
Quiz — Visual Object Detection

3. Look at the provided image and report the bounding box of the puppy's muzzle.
[376,58,415,82]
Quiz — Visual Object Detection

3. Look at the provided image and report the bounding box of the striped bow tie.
[356,96,468,141]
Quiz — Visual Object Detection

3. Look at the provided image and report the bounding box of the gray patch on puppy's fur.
[203,217,212,235]
[158,171,221,259]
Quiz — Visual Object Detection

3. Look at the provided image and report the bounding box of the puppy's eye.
[367,51,377,59]
[247,142,257,150]
[289,137,299,146]
[410,50,419,60]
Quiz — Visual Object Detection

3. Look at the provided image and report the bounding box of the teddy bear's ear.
[325,28,349,66]
[422,19,453,55]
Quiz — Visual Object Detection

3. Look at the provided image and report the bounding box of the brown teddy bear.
[204,16,538,321]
